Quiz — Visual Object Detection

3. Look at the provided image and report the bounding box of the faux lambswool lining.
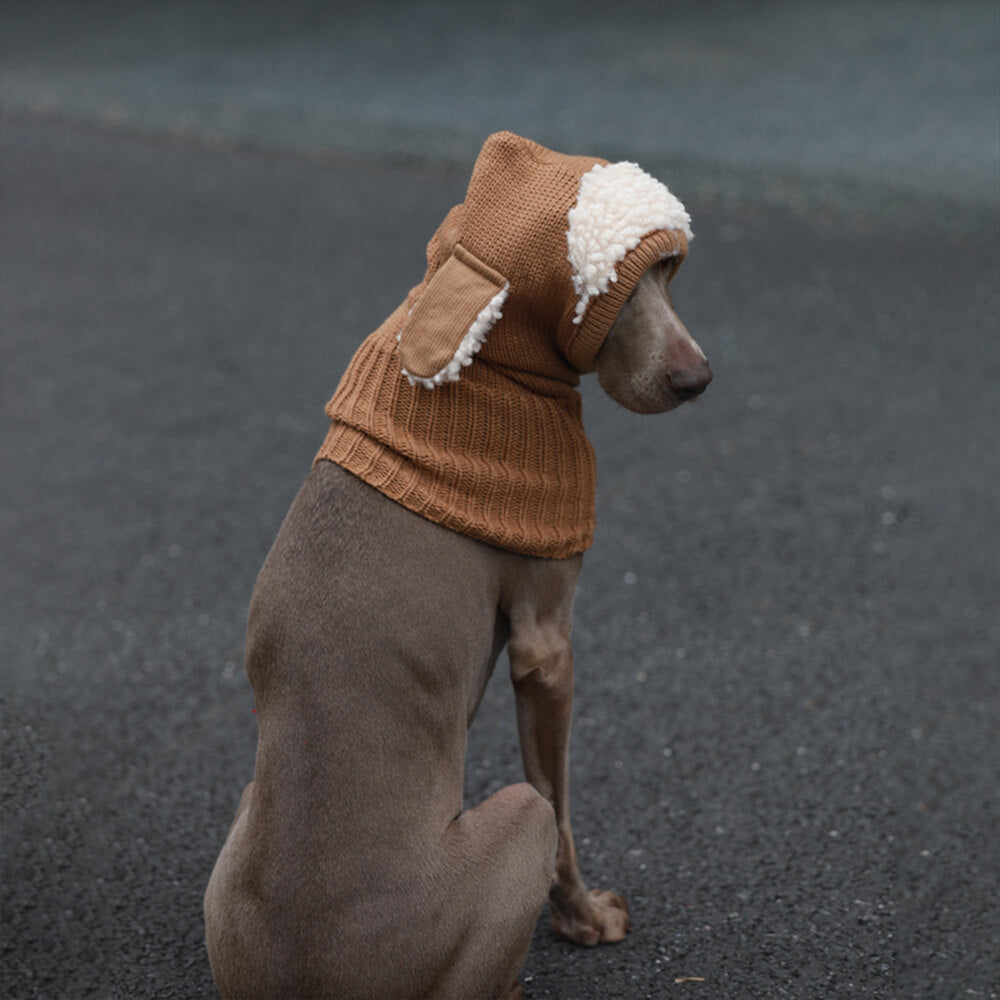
[316,131,691,558]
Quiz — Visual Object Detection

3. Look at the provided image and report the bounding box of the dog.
[205,132,710,1000]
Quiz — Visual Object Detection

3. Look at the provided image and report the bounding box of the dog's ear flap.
[398,244,509,389]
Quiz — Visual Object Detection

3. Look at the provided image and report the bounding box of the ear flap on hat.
[398,244,509,389]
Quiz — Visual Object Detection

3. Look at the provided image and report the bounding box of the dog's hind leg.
[204,781,259,999]
[426,782,557,1000]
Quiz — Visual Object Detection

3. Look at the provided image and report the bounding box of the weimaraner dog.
[205,138,710,999]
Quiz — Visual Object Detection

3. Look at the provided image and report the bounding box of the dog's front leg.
[507,573,631,947]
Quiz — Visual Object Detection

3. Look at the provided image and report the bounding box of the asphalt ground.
[2,4,999,999]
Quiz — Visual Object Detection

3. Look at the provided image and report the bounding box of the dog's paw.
[550,887,631,946]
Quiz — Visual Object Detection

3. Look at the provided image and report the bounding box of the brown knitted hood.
[316,131,693,557]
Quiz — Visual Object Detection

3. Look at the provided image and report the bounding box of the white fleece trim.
[401,282,509,389]
[566,161,693,326]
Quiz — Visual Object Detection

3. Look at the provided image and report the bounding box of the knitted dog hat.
[317,131,693,558]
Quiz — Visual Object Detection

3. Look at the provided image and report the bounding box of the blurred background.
[2,2,998,998]
[2,1,997,220]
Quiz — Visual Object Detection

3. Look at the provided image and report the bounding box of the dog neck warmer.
[316,131,692,558]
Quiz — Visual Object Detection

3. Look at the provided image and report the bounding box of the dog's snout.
[668,362,713,400]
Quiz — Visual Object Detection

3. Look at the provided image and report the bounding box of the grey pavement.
[1,3,998,999]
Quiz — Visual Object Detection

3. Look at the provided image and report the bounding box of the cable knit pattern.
[316,132,692,558]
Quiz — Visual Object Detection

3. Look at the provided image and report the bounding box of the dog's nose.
[668,362,713,400]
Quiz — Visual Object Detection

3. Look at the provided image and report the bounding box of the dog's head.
[396,132,708,406]
[595,256,711,414]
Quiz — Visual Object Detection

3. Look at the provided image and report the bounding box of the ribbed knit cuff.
[560,228,688,373]
[316,424,595,559]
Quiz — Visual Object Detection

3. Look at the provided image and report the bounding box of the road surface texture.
[1,3,997,999]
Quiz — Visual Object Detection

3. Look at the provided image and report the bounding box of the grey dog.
[205,133,710,1000]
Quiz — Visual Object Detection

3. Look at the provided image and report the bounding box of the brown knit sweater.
[316,132,692,558]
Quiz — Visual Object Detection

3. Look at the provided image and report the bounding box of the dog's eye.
[658,258,678,282]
